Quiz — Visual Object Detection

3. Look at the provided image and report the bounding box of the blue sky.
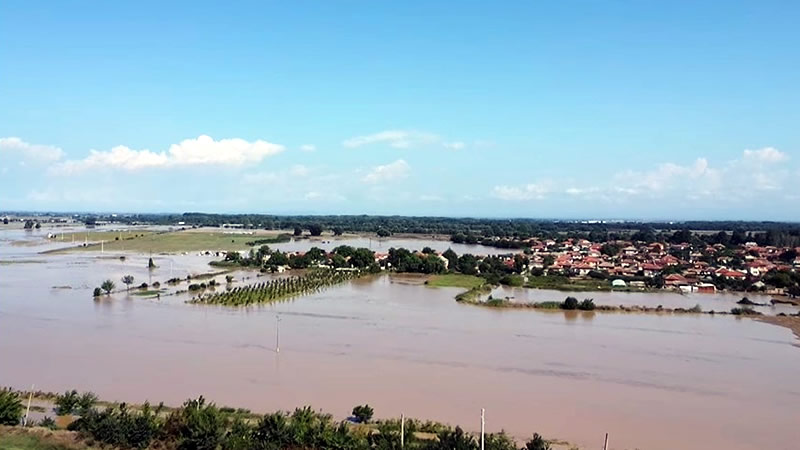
[1,1,798,220]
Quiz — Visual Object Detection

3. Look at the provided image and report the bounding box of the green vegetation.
[245,234,292,246]
[191,269,363,306]
[46,230,290,254]
[121,275,135,291]
[0,431,82,450]
[131,290,164,297]
[100,280,115,295]
[731,306,762,316]
[426,274,485,289]
[525,276,612,292]
[92,287,102,298]
[351,404,374,424]
[55,391,97,416]
[454,284,493,304]
[0,388,22,425]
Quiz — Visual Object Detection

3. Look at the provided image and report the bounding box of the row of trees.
[64,394,551,450]
[192,269,363,306]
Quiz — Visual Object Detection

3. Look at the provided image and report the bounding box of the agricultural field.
[425,273,485,289]
[45,230,289,254]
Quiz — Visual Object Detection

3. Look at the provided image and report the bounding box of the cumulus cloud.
[0,137,65,162]
[743,147,787,163]
[362,159,410,183]
[51,135,284,174]
[299,144,316,152]
[492,182,551,201]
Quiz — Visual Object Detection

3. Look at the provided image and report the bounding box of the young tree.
[0,388,22,425]
[351,404,374,423]
[332,227,344,236]
[523,433,551,450]
[93,287,103,297]
[376,228,391,237]
[122,275,135,291]
[293,227,303,236]
[148,258,157,269]
[101,279,115,295]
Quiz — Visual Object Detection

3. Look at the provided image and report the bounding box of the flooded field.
[2,227,800,450]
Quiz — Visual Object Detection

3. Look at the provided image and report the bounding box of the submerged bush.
[577,298,596,311]
[561,296,579,310]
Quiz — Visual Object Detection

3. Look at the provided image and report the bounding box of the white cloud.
[442,141,465,150]
[743,147,787,163]
[343,130,466,150]
[492,182,551,201]
[344,130,439,149]
[362,159,410,183]
[289,164,311,177]
[420,194,444,202]
[51,135,284,174]
[0,137,64,162]
[300,144,316,152]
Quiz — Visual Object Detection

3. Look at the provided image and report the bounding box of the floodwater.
[270,235,517,256]
[493,286,800,316]
[2,227,800,450]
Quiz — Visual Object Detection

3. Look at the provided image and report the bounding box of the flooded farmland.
[2,227,800,450]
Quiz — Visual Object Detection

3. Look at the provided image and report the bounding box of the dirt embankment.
[756,316,800,344]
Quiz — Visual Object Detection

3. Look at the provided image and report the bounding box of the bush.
[69,402,159,449]
[351,404,374,423]
[40,416,57,429]
[561,296,579,310]
[93,287,103,297]
[731,306,762,316]
[577,298,596,311]
[55,390,80,415]
[523,433,551,450]
[499,275,524,287]
[77,392,98,414]
[0,388,22,425]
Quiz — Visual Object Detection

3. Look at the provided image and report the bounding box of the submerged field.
[44,230,289,254]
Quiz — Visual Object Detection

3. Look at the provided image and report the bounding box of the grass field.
[0,428,95,450]
[426,273,486,289]
[45,231,288,254]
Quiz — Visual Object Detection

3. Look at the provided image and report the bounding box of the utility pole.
[400,413,405,448]
[603,433,609,450]
[23,384,34,426]
[275,314,281,353]
[480,408,485,450]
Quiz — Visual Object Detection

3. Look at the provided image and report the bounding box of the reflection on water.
[1,228,800,450]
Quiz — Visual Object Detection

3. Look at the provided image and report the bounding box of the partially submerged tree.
[148,258,157,269]
[101,279,115,295]
[122,275,135,291]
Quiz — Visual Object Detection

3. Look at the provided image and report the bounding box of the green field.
[0,429,94,450]
[45,231,289,254]
[426,273,486,289]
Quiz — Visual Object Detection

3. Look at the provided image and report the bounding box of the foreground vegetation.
[1,389,558,450]
[190,269,364,306]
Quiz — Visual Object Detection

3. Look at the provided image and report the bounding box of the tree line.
[0,389,553,450]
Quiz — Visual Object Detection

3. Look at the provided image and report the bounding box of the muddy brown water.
[1,230,800,450]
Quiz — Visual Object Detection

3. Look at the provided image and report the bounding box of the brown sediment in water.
[755,316,800,343]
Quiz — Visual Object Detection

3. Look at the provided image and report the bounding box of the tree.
[2,217,8,225]
[93,287,103,297]
[148,258,157,269]
[376,228,391,238]
[351,404,374,424]
[332,227,344,236]
[35,222,41,229]
[523,433,551,450]
[23,220,34,229]
[485,432,517,450]
[101,279,115,294]
[308,224,323,236]
[122,275,135,291]
[293,227,303,236]
[542,255,555,268]
[0,388,22,425]
[600,243,621,257]
[442,248,458,270]
[430,426,478,450]
[561,296,579,310]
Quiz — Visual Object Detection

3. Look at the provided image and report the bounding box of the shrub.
[523,433,551,450]
[40,416,57,429]
[77,392,98,414]
[577,298,596,311]
[561,296,579,310]
[731,306,761,316]
[499,275,524,287]
[55,390,80,415]
[93,287,103,297]
[0,388,22,425]
[352,404,374,423]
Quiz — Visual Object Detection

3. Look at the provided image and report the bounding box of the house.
[693,283,716,294]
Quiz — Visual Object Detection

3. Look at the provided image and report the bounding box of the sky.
[1,1,799,220]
